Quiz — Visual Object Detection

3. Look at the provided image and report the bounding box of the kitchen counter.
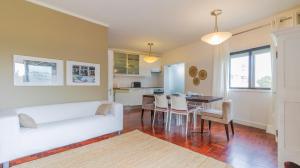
[113,87,163,106]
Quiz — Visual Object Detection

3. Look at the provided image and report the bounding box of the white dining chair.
[200,99,234,141]
[186,91,205,129]
[152,94,169,128]
[168,95,198,136]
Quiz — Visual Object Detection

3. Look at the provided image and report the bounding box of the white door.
[108,50,114,102]
[273,27,300,167]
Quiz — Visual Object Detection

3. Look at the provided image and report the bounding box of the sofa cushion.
[18,113,37,128]
[95,103,112,115]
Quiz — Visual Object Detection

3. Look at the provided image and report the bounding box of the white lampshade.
[201,31,232,45]
[144,56,158,63]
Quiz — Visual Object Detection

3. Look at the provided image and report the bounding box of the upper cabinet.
[273,7,300,30]
[113,51,161,76]
[114,52,127,74]
[127,54,139,75]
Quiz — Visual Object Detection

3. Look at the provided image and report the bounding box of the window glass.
[254,50,272,88]
[229,46,272,89]
[230,53,249,88]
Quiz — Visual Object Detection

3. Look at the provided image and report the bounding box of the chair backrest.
[142,96,155,108]
[222,99,232,122]
[170,95,187,111]
[154,94,168,109]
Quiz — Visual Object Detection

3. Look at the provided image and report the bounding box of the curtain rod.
[232,23,271,36]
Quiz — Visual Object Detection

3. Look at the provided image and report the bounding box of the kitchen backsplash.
[113,73,163,88]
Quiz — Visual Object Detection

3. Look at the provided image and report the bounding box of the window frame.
[229,45,271,90]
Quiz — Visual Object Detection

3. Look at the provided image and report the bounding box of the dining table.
[143,94,223,103]
[142,94,223,130]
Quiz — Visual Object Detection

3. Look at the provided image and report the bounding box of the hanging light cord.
[148,43,153,56]
[214,14,219,32]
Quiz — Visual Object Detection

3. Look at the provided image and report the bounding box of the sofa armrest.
[0,110,19,163]
[111,103,123,131]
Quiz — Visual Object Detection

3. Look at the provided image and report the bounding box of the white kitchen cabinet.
[139,55,161,77]
[274,11,294,30]
[273,7,300,31]
[273,26,300,167]
[114,88,155,106]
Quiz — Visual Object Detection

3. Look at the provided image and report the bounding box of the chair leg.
[141,109,144,120]
[186,115,189,136]
[208,120,212,131]
[162,112,165,122]
[201,119,204,133]
[165,112,169,129]
[152,111,156,128]
[150,110,154,122]
[224,124,229,141]
[230,120,235,135]
[168,113,172,132]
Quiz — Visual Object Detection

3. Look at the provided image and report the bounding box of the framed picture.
[13,55,64,86]
[67,61,100,86]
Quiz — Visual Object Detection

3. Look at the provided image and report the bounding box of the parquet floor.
[5,108,277,168]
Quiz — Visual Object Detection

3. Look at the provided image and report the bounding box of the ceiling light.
[144,43,158,63]
[201,9,232,45]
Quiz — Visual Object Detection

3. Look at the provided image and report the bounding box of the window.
[230,46,272,89]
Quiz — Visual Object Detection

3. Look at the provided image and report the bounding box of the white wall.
[162,41,214,96]
[162,17,275,132]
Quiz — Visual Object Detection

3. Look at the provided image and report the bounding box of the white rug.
[13,130,233,168]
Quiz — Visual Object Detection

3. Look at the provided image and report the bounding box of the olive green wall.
[0,0,108,110]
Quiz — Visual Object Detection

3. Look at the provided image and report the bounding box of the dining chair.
[200,99,234,141]
[186,92,205,129]
[152,94,169,128]
[141,96,155,121]
[168,95,198,136]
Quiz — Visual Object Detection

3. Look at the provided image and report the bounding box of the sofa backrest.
[15,101,102,124]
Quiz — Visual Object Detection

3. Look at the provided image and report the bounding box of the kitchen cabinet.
[114,52,127,74]
[114,88,159,106]
[127,54,139,75]
[113,51,161,77]
[273,7,300,30]
[273,26,300,167]
[113,52,139,75]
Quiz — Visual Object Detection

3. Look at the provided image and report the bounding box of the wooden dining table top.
[143,94,223,103]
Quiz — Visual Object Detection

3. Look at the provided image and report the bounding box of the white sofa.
[0,101,123,167]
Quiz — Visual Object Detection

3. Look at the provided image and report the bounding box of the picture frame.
[66,61,100,86]
[13,55,64,86]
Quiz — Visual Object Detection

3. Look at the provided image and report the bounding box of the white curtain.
[212,42,230,109]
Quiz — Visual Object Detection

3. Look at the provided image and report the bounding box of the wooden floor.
[6,109,277,168]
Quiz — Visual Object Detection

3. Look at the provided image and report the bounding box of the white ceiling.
[28,0,300,53]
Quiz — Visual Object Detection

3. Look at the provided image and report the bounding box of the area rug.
[13,130,233,168]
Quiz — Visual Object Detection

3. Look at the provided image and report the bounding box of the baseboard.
[266,124,276,135]
[233,119,267,130]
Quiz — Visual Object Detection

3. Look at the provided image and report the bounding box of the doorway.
[164,63,185,94]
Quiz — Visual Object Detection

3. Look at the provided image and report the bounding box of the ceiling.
[27,0,300,53]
